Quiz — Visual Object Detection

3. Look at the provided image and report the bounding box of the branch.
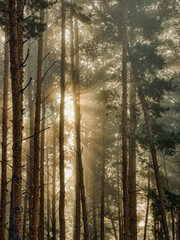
[41,90,55,104]
[42,52,50,62]
[23,127,50,141]
[41,61,57,83]
[18,77,32,94]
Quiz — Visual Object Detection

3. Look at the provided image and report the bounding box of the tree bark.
[143,163,150,240]
[100,101,106,240]
[59,0,66,239]
[46,147,50,240]
[129,78,137,240]
[52,121,57,240]
[121,0,130,239]
[131,62,170,240]
[8,0,24,238]
[31,10,44,240]
[0,31,9,240]
[74,17,89,240]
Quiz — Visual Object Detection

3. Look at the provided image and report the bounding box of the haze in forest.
[0,0,179,240]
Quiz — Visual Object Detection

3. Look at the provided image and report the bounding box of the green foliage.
[24,17,46,39]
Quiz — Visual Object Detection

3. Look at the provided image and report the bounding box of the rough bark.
[8,0,24,238]
[31,10,44,240]
[131,62,170,240]
[0,31,9,240]
[129,78,137,240]
[59,0,66,239]
[121,0,130,239]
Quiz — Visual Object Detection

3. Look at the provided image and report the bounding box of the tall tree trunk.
[8,0,24,238]
[59,0,66,239]
[0,31,9,240]
[107,197,118,240]
[70,7,81,240]
[117,150,123,240]
[46,147,50,240]
[23,156,28,240]
[121,0,130,239]
[74,17,89,240]
[52,121,57,240]
[31,10,44,240]
[143,163,150,240]
[28,41,34,239]
[100,101,106,240]
[92,188,97,240]
[131,62,170,240]
[129,78,137,240]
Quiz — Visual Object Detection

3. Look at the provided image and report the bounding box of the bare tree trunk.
[92,188,97,240]
[121,0,130,239]
[59,0,66,239]
[107,197,118,240]
[117,150,123,240]
[129,78,137,240]
[74,17,89,240]
[8,0,24,238]
[131,62,170,240]
[28,41,34,239]
[70,7,81,240]
[46,147,50,240]
[143,164,150,240]
[52,121,57,240]
[23,156,28,240]
[31,10,44,240]
[100,102,106,240]
[0,31,9,240]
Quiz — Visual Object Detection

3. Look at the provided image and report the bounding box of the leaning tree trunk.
[131,62,170,240]
[129,77,137,240]
[59,0,66,239]
[31,10,44,240]
[121,0,130,239]
[8,0,24,238]
[0,30,9,240]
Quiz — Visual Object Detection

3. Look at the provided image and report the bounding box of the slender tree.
[59,0,66,238]
[128,77,137,240]
[8,0,24,238]
[121,0,130,239]
[31,9,44,240]
[0,30,9,240]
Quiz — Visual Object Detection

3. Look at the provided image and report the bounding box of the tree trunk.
[8,0,24,238]
[52,121,57,240]
[143,164,150,240]
[28,41,34,239]
[59,0,66,239]
[46,147,50,240]
[92,188,97,240]
[107,197,118,240]
[117,150,123,240]
[100,101,106,240]
[70,7,81,240]
[74,17,89,239]
[0,31,9,240]
[131,62,170,240]
[121,0,130,239]
[129,78,137,240]
[31,10,44,240]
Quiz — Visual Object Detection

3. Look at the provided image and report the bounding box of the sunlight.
[56,93,74,123]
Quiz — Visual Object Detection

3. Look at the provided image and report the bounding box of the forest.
[0,0,179,239]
